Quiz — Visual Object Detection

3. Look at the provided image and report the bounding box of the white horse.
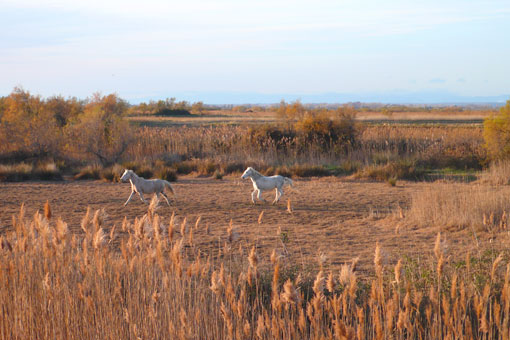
[120,169,175,206]
[241,167,293,204]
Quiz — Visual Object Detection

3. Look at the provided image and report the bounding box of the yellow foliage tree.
[483,100,510,160]
[68,93,132,165]
[0,87,61,156]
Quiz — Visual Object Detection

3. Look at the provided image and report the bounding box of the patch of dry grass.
[479,160,510,185]
[1,202,510,339]
[406,183,510,232]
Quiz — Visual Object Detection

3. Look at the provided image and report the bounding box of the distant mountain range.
[129,90,509,106]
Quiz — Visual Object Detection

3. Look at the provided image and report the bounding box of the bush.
[156,108,191,116]
[155,167,178,182]
[290,164,331,177]
[275,166,292,178]
[213,170,223,180]
[198,160,217,176]
[33,162,63,181]
[248,125,296,152]
[222,162,246,174]
[294,112,357,151]
[0,163,32,182]
[74,166,101,180]
[174,161,197,175]
[483,99,510,160]
[100,164,124,182]
[357,160,425,181]
[136,166,153,179]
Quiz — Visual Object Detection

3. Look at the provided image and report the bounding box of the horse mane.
[249,167,262,177]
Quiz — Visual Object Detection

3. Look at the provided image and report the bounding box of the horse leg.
[124,191,135,206]
[161,192,171,206]
[277,188,283,203]
[272,188,279,204]
[257,190,265,203]
[138,192,148,204]
[251,190,257,204]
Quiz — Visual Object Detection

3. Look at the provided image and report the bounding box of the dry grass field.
[128,109,490,127]
[2,175,510,339]
[3,91,510,338]
[0,176,504,276]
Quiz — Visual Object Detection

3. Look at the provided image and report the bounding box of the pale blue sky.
[1,0,509,103]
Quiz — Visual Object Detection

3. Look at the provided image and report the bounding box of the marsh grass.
[406,183,510,232]
[1,203,508,339]
[0,162,63,182]
[479,160,510,185]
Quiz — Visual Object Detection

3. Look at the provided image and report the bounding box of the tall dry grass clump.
[1,203,509,339]
[406,183,510,231]
[479,160,510,185]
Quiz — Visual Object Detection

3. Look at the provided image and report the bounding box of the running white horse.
[241,167,293,204]
[120,169,175,206]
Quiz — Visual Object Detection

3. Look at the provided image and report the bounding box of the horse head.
[120,169,133,182]
[241,167,253,179]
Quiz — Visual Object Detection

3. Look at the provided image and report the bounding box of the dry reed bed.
[126,125,484,168]
[406,183,510,233]
[1,201,509,339]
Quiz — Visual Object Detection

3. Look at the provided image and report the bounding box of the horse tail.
[164,181,175,195]
[284,177,293,187]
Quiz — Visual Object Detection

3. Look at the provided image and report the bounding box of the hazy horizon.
[2,0,510,104]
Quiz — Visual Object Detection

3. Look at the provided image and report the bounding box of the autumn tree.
[45,95,83,127]
[483,100,510,160]
[68,93,132,165]
[0,87,61,157]
[191,101,204,114]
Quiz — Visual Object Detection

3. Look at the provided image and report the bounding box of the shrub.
[155,167,178,182]
[290,164,331,177]
[33,162,63,181]
[100,164,124,182]
[213,170,223,180]
[483,99,510,160]
[275,166,292,178]
[248,125,295,152]
[136,166,153,179]
[74,165,101,180]
[0,163,32,182]
[174,161,197,175]
[156,108,191,116]
[198,160,217,176]
[222,162,246,174]
[294,111,357,151]
[357,160,424,181]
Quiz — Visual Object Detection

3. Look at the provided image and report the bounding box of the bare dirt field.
[0,176,494,277]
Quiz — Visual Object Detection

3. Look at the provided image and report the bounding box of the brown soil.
[0,176,494,277]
